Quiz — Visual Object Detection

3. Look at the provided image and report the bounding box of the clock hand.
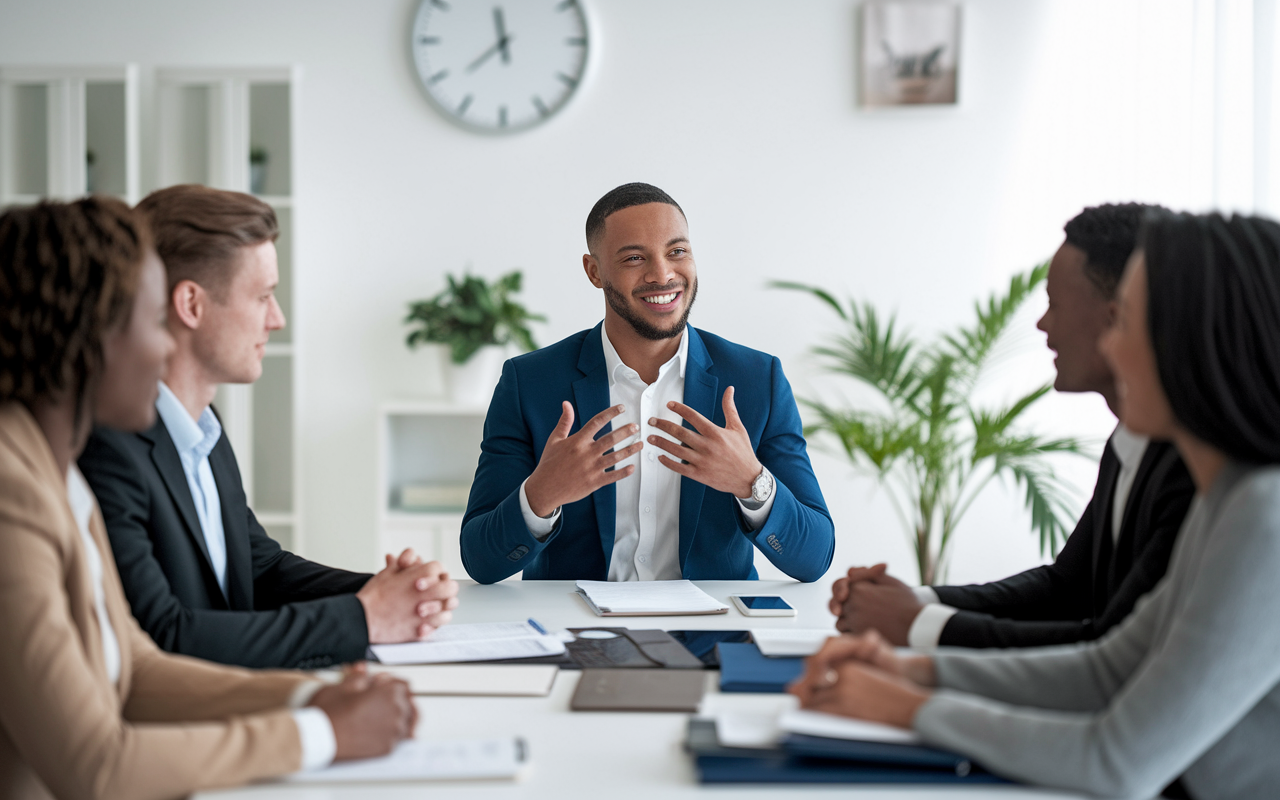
[465,33,514,73]
[494,7,511,64]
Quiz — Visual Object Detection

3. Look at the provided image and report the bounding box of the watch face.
[411,0,590,133]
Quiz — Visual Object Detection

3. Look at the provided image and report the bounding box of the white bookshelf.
[157,66,303,552]
[377,401,495,578]
[0,64,140,205]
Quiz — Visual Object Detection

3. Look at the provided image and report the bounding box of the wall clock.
[411,0,590,133]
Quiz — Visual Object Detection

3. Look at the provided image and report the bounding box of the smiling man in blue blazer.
[461,183,835,584]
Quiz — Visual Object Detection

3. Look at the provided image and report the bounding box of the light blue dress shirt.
[155,382,229,598]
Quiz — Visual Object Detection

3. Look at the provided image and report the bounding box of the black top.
[79,417,372,669]
[932,438,1195,648]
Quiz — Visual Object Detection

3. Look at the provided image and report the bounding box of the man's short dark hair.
[585,183,684,250]
[1063,202,1166,298]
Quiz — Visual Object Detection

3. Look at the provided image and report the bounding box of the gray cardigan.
[915,463,1280,799]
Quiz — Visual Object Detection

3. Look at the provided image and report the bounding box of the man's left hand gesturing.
[647,386,762,498]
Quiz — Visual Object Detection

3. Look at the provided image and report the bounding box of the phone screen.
[738,595,793,610]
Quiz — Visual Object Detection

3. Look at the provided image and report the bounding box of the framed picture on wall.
[861,1,961,107]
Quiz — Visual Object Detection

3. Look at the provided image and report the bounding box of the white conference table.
[199,579,1084,800]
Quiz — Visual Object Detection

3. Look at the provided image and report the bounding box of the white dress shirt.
[152,382,335,770]
[907,424,1152,650]
[155,382,229,597]
[519,326,775,579]
[67,466,121,686]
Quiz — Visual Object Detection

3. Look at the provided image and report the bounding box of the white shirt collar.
[155,382,222,461]
[600,324,689,388]
[1111,423,1150,470]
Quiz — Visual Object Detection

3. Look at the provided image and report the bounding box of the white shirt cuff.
[288,679,325,709]
[736,467,777,531]
[291,707,336,771]
[907,603,960,650]
[913,586,940,605]
[519,479,561,542]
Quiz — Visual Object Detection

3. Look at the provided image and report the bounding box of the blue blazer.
[460,324,835,584]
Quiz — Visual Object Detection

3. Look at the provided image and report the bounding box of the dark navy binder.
[685,719,1010,785]
[715,641,805,693]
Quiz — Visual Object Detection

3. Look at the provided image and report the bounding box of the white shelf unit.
[0,64,140,206]
[157,66,303,552]
[377,401,495,578]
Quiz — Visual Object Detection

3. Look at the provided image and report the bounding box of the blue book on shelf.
[716,642,805,693]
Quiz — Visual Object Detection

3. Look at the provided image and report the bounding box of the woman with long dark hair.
[790,210,1280,800]
[0,198,414,800]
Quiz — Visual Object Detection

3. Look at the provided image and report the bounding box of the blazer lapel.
[1090,441,1121,613]
[141,420,215,570]
[573,323,616,575]
[209,438,253,610]
[679,328,717,571]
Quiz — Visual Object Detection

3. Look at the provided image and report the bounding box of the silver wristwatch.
[742,466,774,510]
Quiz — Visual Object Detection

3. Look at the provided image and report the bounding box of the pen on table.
[528,619,548,635]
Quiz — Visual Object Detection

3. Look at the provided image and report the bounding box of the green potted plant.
[249,146,268,195]
[772,263,1088,584]
[405,270,545,405]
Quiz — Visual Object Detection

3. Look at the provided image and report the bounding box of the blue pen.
[528,618,547,635]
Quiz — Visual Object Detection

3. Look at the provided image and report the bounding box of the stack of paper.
[778,709,921,745]
[370,621,565,665]
[751,629,836,657]
[367,663,559,696]
[284,737,527,783]
[575,580,729,616]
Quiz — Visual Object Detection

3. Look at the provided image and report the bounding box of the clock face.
[411,0,590,133]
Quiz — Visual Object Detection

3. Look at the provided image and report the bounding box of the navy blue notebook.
[685,719,1009,785]
[716,641,805,693]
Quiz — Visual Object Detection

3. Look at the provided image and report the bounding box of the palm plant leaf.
[944,260,1049,384]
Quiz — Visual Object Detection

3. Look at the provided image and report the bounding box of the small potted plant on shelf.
[405,270,545,405]
[249,146,268,195]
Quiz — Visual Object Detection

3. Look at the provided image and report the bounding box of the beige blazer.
[0,403,309,800]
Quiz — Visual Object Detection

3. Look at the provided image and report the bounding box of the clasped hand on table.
[788,630,937,731]
[828,563,925,646]
[356,548,460,644]
[524,387,762,518]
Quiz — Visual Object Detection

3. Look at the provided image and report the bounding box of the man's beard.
[603,277,698,341]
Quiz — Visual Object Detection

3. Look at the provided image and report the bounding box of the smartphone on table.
[729,595,796,617]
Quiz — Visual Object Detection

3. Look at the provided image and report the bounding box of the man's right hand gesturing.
[524,402,643,518]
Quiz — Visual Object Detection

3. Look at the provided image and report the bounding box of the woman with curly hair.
[0,197,415,800]
[790,210,1280,800]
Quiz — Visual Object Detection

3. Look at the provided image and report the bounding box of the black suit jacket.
[932,438,1195,648]
[79,417,372,669]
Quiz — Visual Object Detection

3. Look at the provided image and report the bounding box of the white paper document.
[751,628,837,657]
[575,579,729,615]
[284,737,526,783]
[778,708,921,745]
[370,621,565,665]
[367,663,558,696]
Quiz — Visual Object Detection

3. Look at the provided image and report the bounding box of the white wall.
[4,0,1264,584]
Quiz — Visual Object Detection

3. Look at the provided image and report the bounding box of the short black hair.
[585,183,684,250]
[1143,210,1280,464]
[1063,203,1165,297]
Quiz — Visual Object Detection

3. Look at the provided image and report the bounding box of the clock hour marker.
[457,94,473,116]
[418,36,440,45]
[565,36,586,46]
[556,0,577,10]
[532,96,549,117]
[430,0,450,9]
[427,68,449,85]
[556,71,578,88]
[498,106,508,127]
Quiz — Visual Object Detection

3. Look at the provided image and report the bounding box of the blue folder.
[716,641,805,693]
[685,719,1010,785]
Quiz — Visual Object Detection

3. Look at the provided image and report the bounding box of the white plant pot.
[447,345,507,407]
